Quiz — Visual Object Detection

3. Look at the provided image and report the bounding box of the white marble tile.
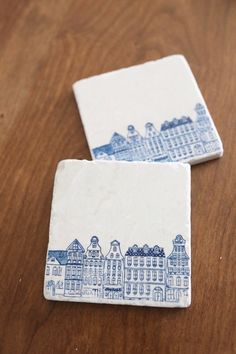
[73,55,223,164]
[44,159,191,307]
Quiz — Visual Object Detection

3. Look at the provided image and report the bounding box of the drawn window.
[52,266,57,276]
[93,277,97,286]
[127,269,131,280]
[133,270,138,281]
[71,282,75,290]
[140,270,144,281]
[176,277,181,286]
[146,285,150,295]
[178,136,182,145]
[116,253,120,259]
[159,258,164,267]
[113,246,117,252]
[140,257,144,267]
[152,258,157,267]
[133,284,138,295]
[184,277,188,286]
[66,281,70,290]
[46,266,50,276]
[187,145,192,154]
[183,135,188,144]
[139,285,144,295]
[147,258,151,267]
[134,257,138,267]
[152,271,157,281]
[163,131,168,138]
[126,284,131,295]
[158,271,164,282]
[127,257,132,266]
[58,267,62,276]
[167,289,174,301]
[110,253,114,258]
[168,276,173,286]
[146,270,151,281]
[66,267,71,277]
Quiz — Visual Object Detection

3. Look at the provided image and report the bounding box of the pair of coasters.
[44,55,223,308]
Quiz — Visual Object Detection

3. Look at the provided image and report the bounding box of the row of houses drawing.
[44,234,190,303]
[92,103,221,162]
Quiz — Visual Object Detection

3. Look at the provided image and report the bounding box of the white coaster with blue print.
[44,159,191,307]
[73,55,223,164]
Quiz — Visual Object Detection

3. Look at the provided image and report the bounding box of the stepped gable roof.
[125,244,165,257]
[195,103,204,110]
[92,144,113,156]
[66,239,85,252]
[48,250,68,265]
[167,235,189,260]
[110,132,127,143]
[160,116,193,131]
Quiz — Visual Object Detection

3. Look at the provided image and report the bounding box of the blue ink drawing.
[92,103,221,162]
[45,234,190,303]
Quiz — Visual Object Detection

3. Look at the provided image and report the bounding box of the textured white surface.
[73,55,223,164]
[44,160,191,307]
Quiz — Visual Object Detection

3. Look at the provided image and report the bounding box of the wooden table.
[0,1,235,353]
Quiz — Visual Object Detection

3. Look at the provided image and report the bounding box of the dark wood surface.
[0,1,236,353]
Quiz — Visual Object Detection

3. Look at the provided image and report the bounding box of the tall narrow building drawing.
[82,236,104,298]
[64,239,85,296]
[103,240,124,300]
[166,234,190,302]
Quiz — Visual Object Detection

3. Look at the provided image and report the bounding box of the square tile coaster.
[44,160,191,308]
[73,55,223,165]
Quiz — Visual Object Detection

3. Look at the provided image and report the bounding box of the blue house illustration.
[64,239,85,297]
[92,103,221,162]
[166,235,190,302]
[124,244,166,301]
[103,240,124,300]
[82,236,104,298]
[45,234,190,304]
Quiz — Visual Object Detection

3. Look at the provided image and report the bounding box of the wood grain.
[0,0,236,353]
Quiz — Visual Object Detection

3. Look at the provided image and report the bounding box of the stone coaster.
[73,55,223,164]
[44,159,191,307]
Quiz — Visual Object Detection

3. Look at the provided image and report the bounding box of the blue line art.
[92,103,221,162]
[45,235,190,303]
